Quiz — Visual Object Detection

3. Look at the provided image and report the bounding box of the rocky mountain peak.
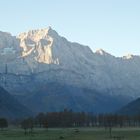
[123,54,135,59]
[18,26,58,42]
[95,48,111,56]
[16,27,95,69]
[16,27,60,64]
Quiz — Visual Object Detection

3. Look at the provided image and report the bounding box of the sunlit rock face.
[13,27,97,77]
[18,27,58,64]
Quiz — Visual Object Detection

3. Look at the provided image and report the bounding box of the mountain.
[0,27,140,113]
[15,82,129,113]
[118,98,140,116]
[0,86,32,119]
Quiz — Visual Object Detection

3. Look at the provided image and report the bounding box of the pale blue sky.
[0,0,140,56]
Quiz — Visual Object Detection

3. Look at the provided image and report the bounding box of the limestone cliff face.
[18,27,57,64]
[17,27,95,73]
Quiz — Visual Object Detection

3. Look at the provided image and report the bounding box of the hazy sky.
[0,0,140,56]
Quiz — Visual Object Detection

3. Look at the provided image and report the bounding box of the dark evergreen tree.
[0,118,8,130]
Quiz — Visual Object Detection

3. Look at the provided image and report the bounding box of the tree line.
[1,109,140,133]
[20,109,140,129]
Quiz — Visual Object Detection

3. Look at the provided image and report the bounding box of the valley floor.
[0,127,140,140]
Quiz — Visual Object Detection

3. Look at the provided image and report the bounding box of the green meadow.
[0,127,140,140]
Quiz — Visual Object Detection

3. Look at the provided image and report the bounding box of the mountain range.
[0,27,140,116]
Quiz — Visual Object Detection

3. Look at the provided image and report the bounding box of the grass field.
[0,127,140,140]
